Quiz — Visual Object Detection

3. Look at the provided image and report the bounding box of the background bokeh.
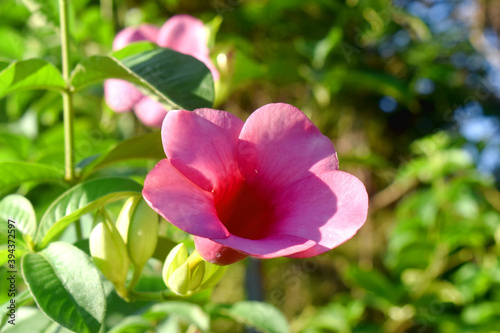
[1,0,500,332]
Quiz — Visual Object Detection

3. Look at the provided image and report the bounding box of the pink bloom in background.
[143,103,369,265]
[104,15,219,128]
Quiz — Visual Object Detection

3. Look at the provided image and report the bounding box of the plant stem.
[59,0,75,182]
[62,92,75,181]
[75,219,83,239]
[59,0,81,238]
[127,265,144,291]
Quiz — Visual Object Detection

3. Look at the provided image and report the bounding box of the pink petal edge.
[204,233,316,259]
[274,171,369,258]
[194,237,248,265]
[113,24,160,50]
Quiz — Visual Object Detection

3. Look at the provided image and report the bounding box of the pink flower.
[143,103,368,265]
[104,15,219,128]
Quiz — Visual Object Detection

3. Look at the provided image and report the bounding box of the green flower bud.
[187,251,205,291]
[89,216,130,286]
[167,262,191,296]
[198,258,228,290]
[162,244,226,296]
[162,243,188,295]
[116,196,159,269]
[163,243,188,277]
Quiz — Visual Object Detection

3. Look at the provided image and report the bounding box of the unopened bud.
[198,258,228,290]
[187,251,205,290]
[167,262,191,296]
[90,215,130,286]
[117,196,159,269]
[162,244,226,296]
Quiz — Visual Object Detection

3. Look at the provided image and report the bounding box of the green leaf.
[107,316,154,333]
[112,46,214,110]
[0,59,65,99]
[70,41,214,110]
[108,41,158,59]
[305,301,365,332]
[327,69,413,103]
[0,244,27,266]
[348,266,404,306]
[35,177,142,248]
[70,55,137,92]
[0,161,64,189]
[0,199,29,251]
[145,301,209,332]
[0,61,11,73]
[0,194,37,243]
[313,26,343,69]
[232,50,267,85]
[0,27,26,59]
[462,302,500,325]
[1,309,54,333]
[210,301,289,333]
[156,316,180,333]
[43,322,76,333]
[80,131,165,178]
[22,242,106,333]
[0,131,31,160]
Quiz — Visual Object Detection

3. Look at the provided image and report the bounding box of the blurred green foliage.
[1,0,500,332]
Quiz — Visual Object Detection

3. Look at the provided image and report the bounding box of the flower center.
[214,181,275,240]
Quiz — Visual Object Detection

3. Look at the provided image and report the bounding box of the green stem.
[127,264,144,291]
[62,92,75,181]
[75,219,83,240]
[59,0,75,182]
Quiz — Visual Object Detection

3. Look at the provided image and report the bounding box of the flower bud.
[187,251,205,291]
[162,243,188,295]
[167,262,191,296]
[198,258,228,290]
[162,244,226,296]
[89,216,130,286]
[116,196,159,269]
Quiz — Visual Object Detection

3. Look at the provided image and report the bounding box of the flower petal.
[194,237,248,265]
[104,79,143,112]
[113,24,159,50]
[143,159,229,239]
[237,103,338,194]
[157,15,208,60]
[208,233,316,259]
[271,171,368,258]
[161,109,244,195]
[133,97,168,128]
[157,15,219,81]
